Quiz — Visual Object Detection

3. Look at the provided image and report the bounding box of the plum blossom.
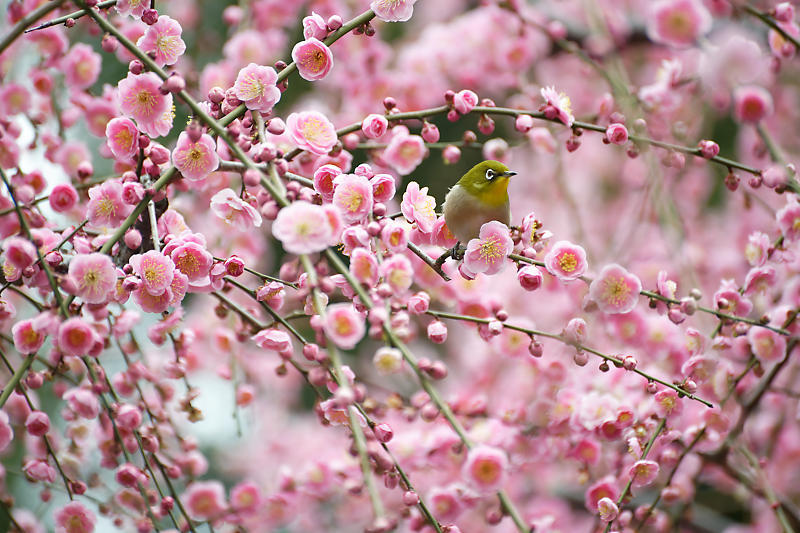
[776,198,800,242]
[313,164,342,202]
[183,481,227,521]
[12,319,46,354]
[252,328,292,352]
[286,111,337,155]
[172,132,219,181]
[380,254,414,293]
[733,86,773,123]
[233,63,281,113]
[303,12,328,40]
[49,183,79,213]
[371,0,418,22]
[272,201,340,254]
[117,72,171,130]
[137,15,186,67]
[105,117,139,160]
[370,173,395,202]
[361,114,389,139]
[373,346,403,375]
[210,188,263,230]
[61,44,101,90]
[462,445,508,492]
[589,264,642,314]
[57,318,99,357]
[383,127,426,175]
[646,0,712,48]
[747,327,787,362]
[68,253,117,304]
[544,240,588,281]
[323,304,365,349]
[350,248,379,286]
[540,86,574,127]
[130,250,175,296]
[333,173,373,223]
[401,182,437,233]
[628,460,660,488]
[462,221,513,277]
[291,38,334,81]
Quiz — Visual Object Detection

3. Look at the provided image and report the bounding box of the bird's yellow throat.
[474,176,510,207]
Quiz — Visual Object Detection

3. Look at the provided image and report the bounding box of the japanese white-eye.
[442,160,517,244]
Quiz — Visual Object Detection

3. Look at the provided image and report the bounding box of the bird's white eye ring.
[485,169,495,180]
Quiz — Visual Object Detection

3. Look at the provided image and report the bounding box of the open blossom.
[313,164,342,202]
[12,319,45,354]
[172,132,219,181]
[323,303,365,349]
[350,248,379,286]
[463,221,513,277]
[540,86,574,127]
[748,327,787,362]
[137,15,186,67]
[597,497,619,522]
[130,250,175,296]
[210,188,263,230]
[371,0,417,22]
[133,271,188,313]
[370,173,395,202]
[118,72,170,129]
[462,445,508,492]
[646,0,712,48]
[292,38,334,81]
[776,198,800,242]
[628,460,660,488]
[373,346,403,375]
[544,241,588,281]
[105,117,139,160]
[87,180,132,228]
[57,318,98,357]
[381,220,409,253]
[115,0,147,17]
[333,173,373,223]
[184,481,227,521]
[383,127,426,175]
[170,242,213,282]
[401,181,437,233]
[252,328,292,352]
[589,264,642,314]
[380,254,414,293]
[69,253,117,304]
[654,389,682,417]
[233,63,281,113]
[272,201,338,254]
[733,86,773,123]
[286,111,337,155]
[61,44,101,90]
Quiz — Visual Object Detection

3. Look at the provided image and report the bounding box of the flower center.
[558,252,577,272]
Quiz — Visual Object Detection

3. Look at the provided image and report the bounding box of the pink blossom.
[401,181,437,233]
[172,132,219,181]
[733,86,773,123]
[381,221,409,253]
[323,303,365,349]
[605,123,628,144]
[252,328,292,352]
[57,318,98,357]
[714,279,753,316]
[462,445,508,492]
[647,0,712,48]
[589,264,642,314]
[171,242,213,282]
[544,240,588,281]
[350,248,379,286]
[136,15,186,67]
[3,237,37,270]
[87,180,133,229]
[453,89,478,115]
[117,72,171,129]
[628,459,660,487]
[747,327,787,362]
[0,411,12,452]
[68,253,117,304]
[0,83,29,116]
[745,231,771,266]
[115,0,147,17]
[23,459,56,484]
[380,254,414,293]
[776,199,800,242]
[654,389,683,417]
[518,265,543,291]
[744,266,777,295]
[231,481,261,514]
[291,38,334,81]
[373,346,403,375]
[210,188,263,231]
[61,44,101,90]
[361,113,389,139]
[116,404,143,430]
[333,173,373,223]
[184,481,227,521]
[287,111,337,155]
[698,139,720,159]
[133,270,187,313]
[540,86,574,127]
[370,173,395,203]
[272,201,337,254]
[303,12,328,40]
[585,477,620,512]
[432,217,458,248]
[597,497,619,522]
[427,486,463,523]
[313,164,342,202]
[105,117,139,160]
[233,63,281,113]
[64,387,100,419]
[383,127,426,175]
[463,221,513,277]
[769,21,800,59]
[428,319,448,343]
[371,0,418,22]
[130,250,175,296]
[49,183,79,213]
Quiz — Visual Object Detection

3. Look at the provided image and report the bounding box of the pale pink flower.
[462,221,513,277]
[286,111,337,155]
[172,132,219,181]
[23,459,56,484]
[252,328,292,352]
[118,72,171,129]
[544,240,588,281]
[370,173,395,203]
[432,217,458,248]
[64,387,100,419]
[743,266,777,295]
[714,279,753,316]
[654,389,682,417]
[628,460,660,488]
[61,44,101,90]
[333,173,373,223]
[136,15,186,67]
[0,83,30,116]
[292,38,334,81]
[68,253,117,304]
[361,113,389,139]
[769,21,800,59]
[350,248,379,286]
[745,231,771,266]
[371,0,418,22]
[320,398,367,426]
[589,264,642,314]
[401,181,437,233]
[373,346,403,375]
[462,445,508,492]
[231,481,261,514]
[647,0,712,48]
[733,86,773,123]
[748,327,787,362]
[171,242,213,282]
[383,127,426,175]
[12,319,45,354]
[233,63,281,113]
[275,201,338,254]
[0,137,20,170]
[540,86,574,127]
[87,180,132,228]
[323,303,365,349]
[57,318,98,357]
[381,221,409,253]
[453,89,478,115]
[380,254,414,293]
[210,188,263,231]
[133,271,188,313]
[0,411,12,452]
[115,0,147,17]
[313,164,342,202]
[184,481,227,521]
[427,486,463,523]
[303,12,328,40]
[3,237,37,270]
[776,199,800,242]
[105,117,139,160]
[130,250,175,296]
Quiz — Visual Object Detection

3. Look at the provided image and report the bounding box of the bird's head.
[456,160,517,207]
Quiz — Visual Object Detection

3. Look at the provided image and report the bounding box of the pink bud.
[225,256,245,276]
[25,411,50,436]
[698,139,720,159]
[442,145,461,164]
[605,122,628,144]
[515,114,534,132]
[427,320,447,343]
[374,423,393,443]
[517,265,543,291]
[421,122,440,143]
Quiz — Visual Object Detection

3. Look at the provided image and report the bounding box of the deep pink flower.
[518,265,543,291]
[130,250,175,296]
[646,0,712,48]
[171,242,213,282]
[544,241,588,281]
[371,0,418,22]
[172,131,219,181]
[585,477,620,512]
[233,63,281,113]
[383,127,426,175]
[733,86,773,123]
[210,188,263,231]
[68,253,117,304]
[453,89,478,115]
[370,173,395,203]
[333,173,373,223]
[589,264,642,314]
[401,181,437,233]
[3,236,37,270]
[540,86,574,127]
[380,254,414,293]
[118,72,171,130]
[463,221,513,277]
[628,460,660,487]
[303,12,328,40]
[605,123,628,144]
[49,183,79,213]
[61,44,101,90]
[286,111,337,155]
[252,328,292,352]
[381,221,409,253]
[183,481,227,521]
[361,113,389,139]
[323,303,365,349]
[313,164,342,202]
[272,201,338,254]
[105,117,139,160]
[698,139,720,159]
[12,319,45,354]
[292,38,334,81]
[57,317,98,357]
[137,15,186,67]
[462,445,508,492]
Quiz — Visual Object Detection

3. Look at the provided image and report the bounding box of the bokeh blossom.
[588,264,642,314]
[323,304,365,349]
[371,0,418,22]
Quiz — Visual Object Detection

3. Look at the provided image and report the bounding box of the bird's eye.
[485,169,495,180]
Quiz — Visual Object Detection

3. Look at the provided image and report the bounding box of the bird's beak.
[502,171,517,177]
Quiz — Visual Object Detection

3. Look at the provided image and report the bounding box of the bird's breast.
[443,185,510,243]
